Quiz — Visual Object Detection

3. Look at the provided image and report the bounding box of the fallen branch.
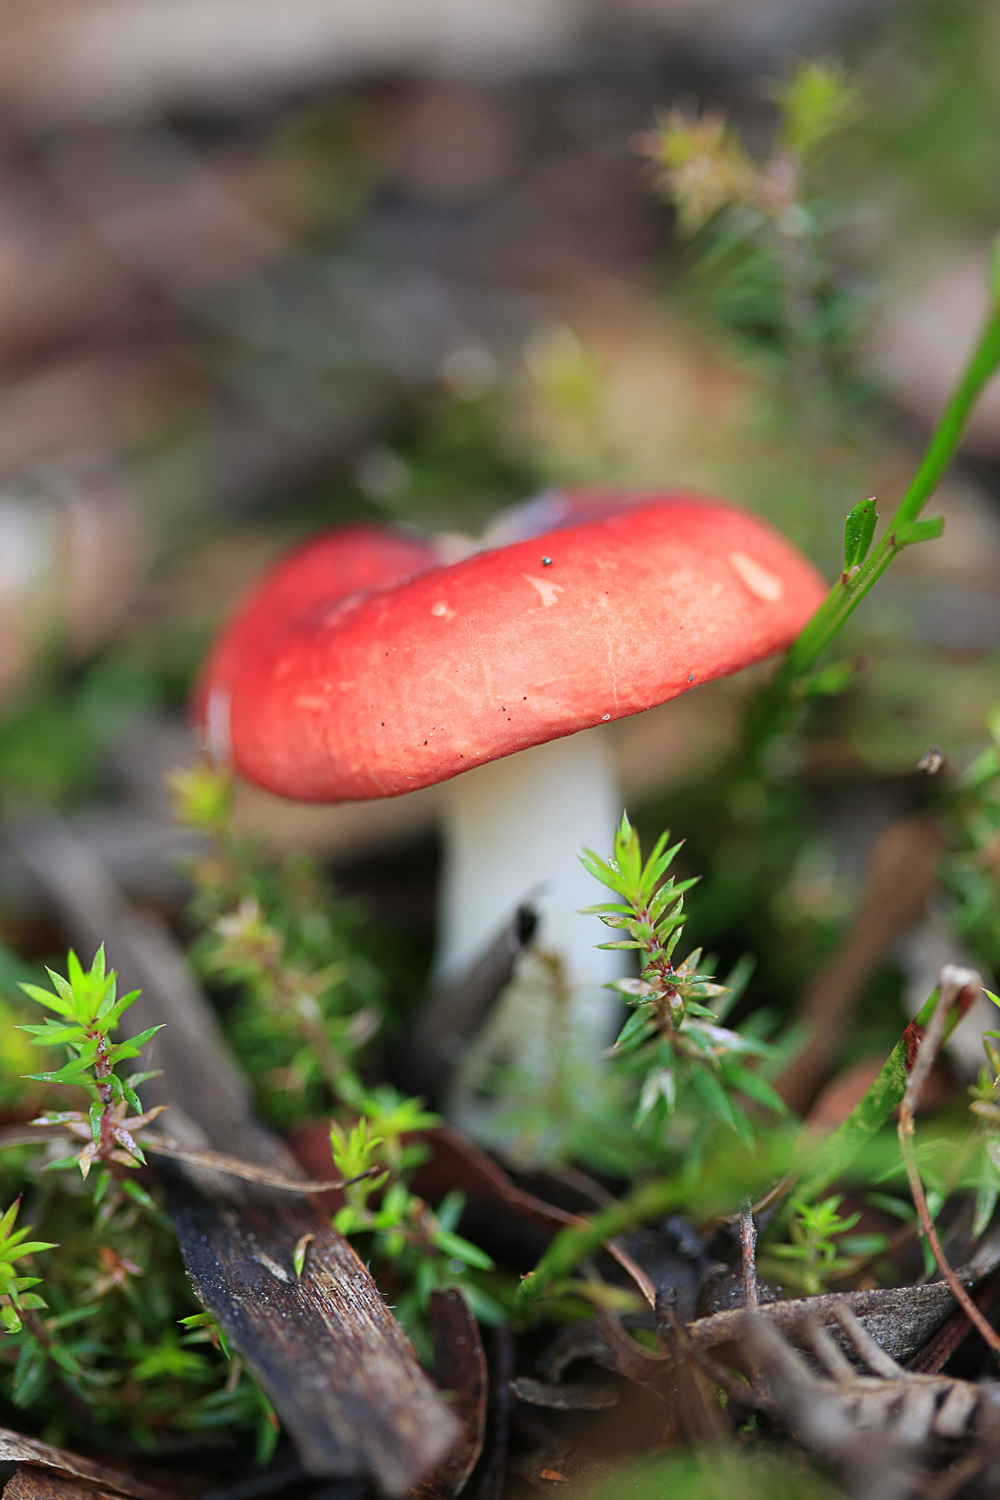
[688,1280,984,1366]
[684,1216,1000,1371]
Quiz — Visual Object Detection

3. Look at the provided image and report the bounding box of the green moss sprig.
[171,762,382,1121]
[20,948,165,1191]
[583,815,785,1151]
[172,761,503,1347]
[0,1199,55,1335]
[328,1110,501,1342]
[0,949,277,1449]
[760,1195,869,1296]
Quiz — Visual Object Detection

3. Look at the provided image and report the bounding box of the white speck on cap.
[728,551,784,603]
[431,601,455,619]
[524,574,564,608]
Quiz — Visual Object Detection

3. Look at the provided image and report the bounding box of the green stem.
[517,1176,686,1306]
[793,979,978,1206]
[518,982,975,1304]
[747,302,1000,748]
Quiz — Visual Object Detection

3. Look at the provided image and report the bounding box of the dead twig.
[920,1444,1000,1500]
[897,965,1000,1359]
[712,1173,796,1232]
[738,1302,1000,1500]
[9,1118,380,1195]
[741,1202,758,1309]
[127,1133,380,1194]
[653,1290,732,1444]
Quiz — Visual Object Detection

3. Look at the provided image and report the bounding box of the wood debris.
[740,1302,1000,1499]
[4,814,459,1496]
[0,1426,184,1500]
[414,1288,488,1498]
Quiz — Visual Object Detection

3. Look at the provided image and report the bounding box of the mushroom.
[194,491,825,1108]
[196,522,438,767]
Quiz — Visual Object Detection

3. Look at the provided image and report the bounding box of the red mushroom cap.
[195,492,826,801]
[194,523,437,761]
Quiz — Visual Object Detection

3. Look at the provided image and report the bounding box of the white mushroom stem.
[436,728,627,1073]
